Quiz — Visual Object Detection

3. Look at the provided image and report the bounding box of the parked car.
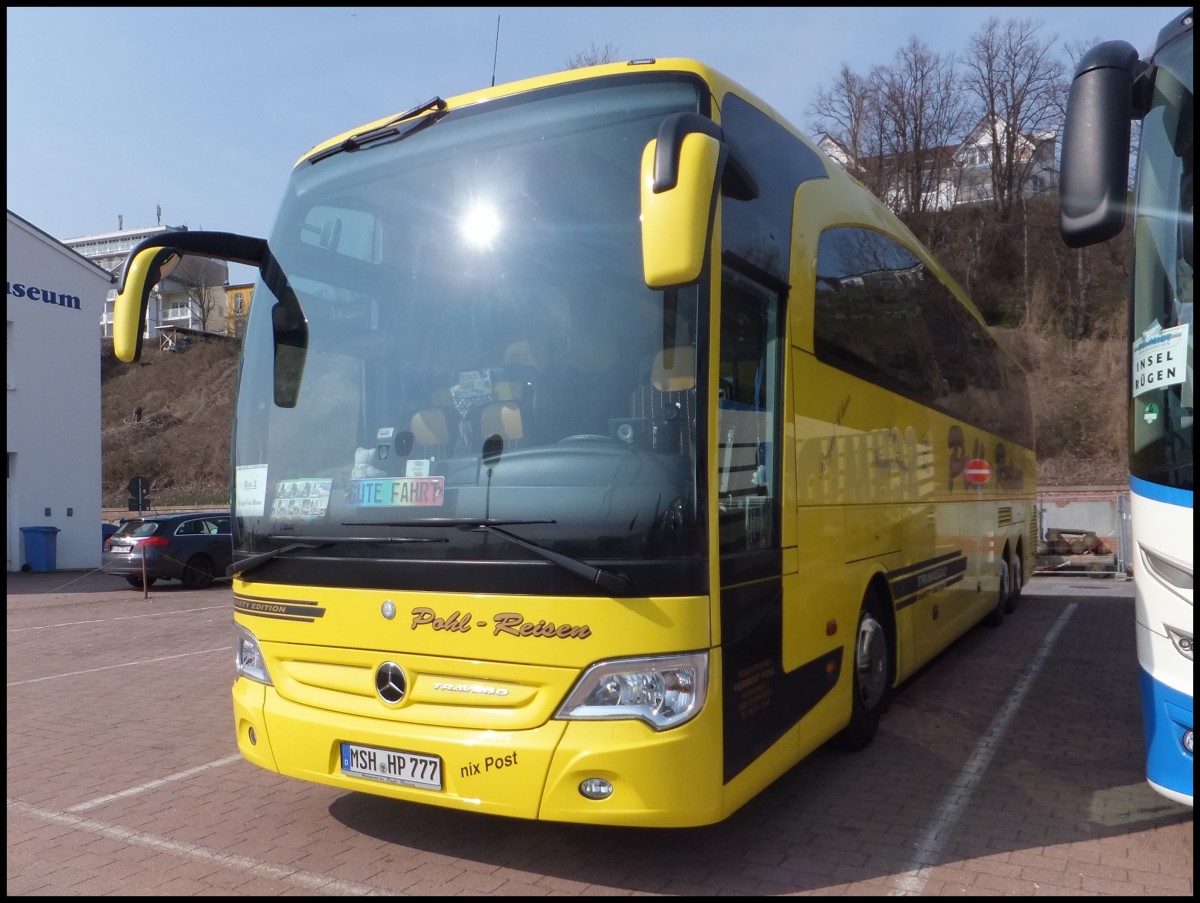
[102,511,233,589]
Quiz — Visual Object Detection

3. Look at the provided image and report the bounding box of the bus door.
[715,259,790,781]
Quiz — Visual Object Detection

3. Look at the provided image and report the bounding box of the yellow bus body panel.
[233,583,728,826]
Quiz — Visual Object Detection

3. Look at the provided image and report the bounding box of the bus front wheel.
[835,593,892,751]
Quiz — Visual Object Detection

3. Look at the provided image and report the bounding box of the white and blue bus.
[1060,8,1193,807]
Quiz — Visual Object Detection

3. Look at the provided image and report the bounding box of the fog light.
[1183,729,1193,754]
[579,778,613,800]
[248,726,257,746]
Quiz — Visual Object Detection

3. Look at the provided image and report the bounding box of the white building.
[817,114,1057,212]
[7,210,115,571]
[63,222,229,344]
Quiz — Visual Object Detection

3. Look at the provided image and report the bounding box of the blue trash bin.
[20,525,61,572]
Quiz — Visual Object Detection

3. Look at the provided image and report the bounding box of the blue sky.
[6,5,1185,283]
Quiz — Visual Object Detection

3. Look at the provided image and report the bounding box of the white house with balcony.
[62,222,229,345]
[817,114,1057,212]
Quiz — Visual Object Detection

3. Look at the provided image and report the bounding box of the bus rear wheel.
[835,593,892,751]
[1005,550,1022,614]
[985,558,1009,626]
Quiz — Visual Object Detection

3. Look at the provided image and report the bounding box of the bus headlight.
[557,652,707,730]
[235,624,274,685]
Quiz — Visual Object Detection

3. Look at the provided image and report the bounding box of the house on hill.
[61,221,230,344]
[817,114,1057,213]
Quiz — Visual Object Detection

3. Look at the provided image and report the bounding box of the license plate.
[339,742,442,791]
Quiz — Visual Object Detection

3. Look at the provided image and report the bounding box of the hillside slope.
[100,324,1127,507]
[101,339,238,507]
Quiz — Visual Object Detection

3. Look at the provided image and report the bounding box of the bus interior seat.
[479,400,525,444]
[652,346,696,392]
[630,346,696,456]
[410,407,451,447]
[495,340,544,402]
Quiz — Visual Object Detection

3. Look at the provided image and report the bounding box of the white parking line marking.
[8,604,229,633]
[8,799,385,895]
[67,754,245,813]
[6,647,227,687]
[889,603,1078,897]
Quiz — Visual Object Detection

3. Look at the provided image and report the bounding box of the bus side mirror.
[1059,40,1145,248]
[112,230,268,362]
[113,247,181,363]
[641,113,724,288]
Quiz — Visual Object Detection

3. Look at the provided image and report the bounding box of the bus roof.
[296,58,771,168]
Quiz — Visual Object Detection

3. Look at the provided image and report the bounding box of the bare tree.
[960,17,1064,223]
[871,37,967,219]
[565,42,620,69]
[809,39,965,229]
[808,65,882,191]
[169,257,225,334]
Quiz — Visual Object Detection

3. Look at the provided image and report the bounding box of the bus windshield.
[232,76,706,570]
[1130,31,1194,490]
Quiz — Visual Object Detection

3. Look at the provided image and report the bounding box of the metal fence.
[1035,486,1131,577]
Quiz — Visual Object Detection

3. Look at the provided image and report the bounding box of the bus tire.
[986,559,1009,627]
[835,592,892,751]
[1005,549,1022,614]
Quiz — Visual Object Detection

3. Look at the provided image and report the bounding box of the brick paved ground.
[6,570,1192,896]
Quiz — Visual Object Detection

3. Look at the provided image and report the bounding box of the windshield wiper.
[345,519,633,595]
[475,522,633,595]
[308,96,448,164]
[229,534,447,579]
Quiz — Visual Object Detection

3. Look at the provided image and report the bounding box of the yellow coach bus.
[113,58,1036,827]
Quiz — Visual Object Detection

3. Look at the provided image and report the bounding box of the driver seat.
[629,346,696,457]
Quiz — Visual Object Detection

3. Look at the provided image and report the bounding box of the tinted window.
[721,93,826,282]
[814,227,1033,446]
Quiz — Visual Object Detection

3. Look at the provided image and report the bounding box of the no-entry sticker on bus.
[964,459,991,485]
